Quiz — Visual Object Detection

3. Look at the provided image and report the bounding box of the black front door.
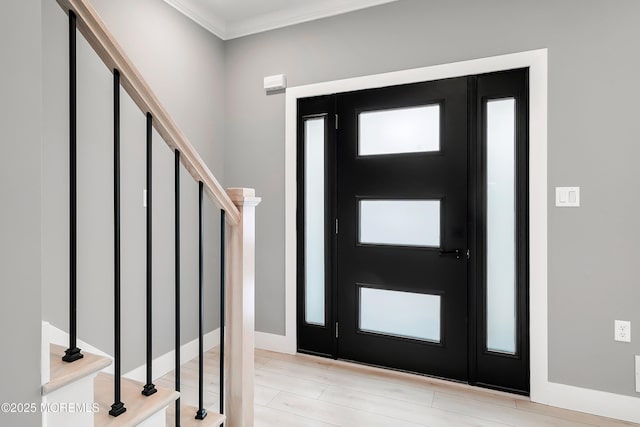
[297,69,530,394]
[336,77,469,380]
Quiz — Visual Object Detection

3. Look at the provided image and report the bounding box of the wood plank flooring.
[158,348,639,427]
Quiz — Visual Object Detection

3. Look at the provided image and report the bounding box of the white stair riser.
[137,409,166,427]
[42,374,97,427]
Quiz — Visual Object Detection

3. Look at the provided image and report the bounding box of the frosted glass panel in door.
[486,98,516,354]
[359,105,440,155]
[359,200,440,247]
[359,287,441,342]
[304,118,325,326]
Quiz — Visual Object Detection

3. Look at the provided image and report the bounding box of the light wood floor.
[157,348,639,427]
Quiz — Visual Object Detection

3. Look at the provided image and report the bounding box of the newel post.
[225,188,261,427]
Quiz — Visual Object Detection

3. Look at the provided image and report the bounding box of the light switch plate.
[556,187,580,207]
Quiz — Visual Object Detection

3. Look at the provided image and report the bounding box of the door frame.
[283,49,548,400]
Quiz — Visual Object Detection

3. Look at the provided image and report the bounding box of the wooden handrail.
[56,0,241,225]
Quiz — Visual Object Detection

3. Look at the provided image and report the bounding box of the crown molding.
[164,0,399,40]
[225,0,399,39]
[162,0,227,40]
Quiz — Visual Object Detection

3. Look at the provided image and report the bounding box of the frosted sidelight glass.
[359,105,440,155]
[486,98,516,354]
[359,200,440,247]
[304,118,325,326]
[359,287,441,342]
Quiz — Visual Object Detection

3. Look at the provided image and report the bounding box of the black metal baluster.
[142,113,157,397]
[220,210,226,423]
[175,150,182,426]
[110,69,126,417]
[195,181,207,420]
[63,9,83,364]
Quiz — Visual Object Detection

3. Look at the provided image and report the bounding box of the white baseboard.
[46,322,220,381]
[534,381,640,424]
[255,331,295,354]
[124,328,220,383]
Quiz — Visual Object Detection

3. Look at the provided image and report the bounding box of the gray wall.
[0,0,43,425]
[223,0,640,397]
[42,0,225,373]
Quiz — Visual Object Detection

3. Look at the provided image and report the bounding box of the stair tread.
[94,372,179,427]
[43,344,112,395]
[166,403,226,427]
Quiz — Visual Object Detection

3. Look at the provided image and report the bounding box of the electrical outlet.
[615,320,631,342]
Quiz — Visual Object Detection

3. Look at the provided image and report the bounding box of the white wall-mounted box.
[264,74,287,92]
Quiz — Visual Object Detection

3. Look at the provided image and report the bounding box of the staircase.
[43,0,260,426]
[43,344,226,427]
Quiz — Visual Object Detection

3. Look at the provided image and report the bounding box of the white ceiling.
[162,0,399,40]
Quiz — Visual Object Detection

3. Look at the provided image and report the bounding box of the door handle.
[439,249,462,259]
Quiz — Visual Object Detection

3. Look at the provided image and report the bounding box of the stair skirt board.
[42,321,51,385]
[124,328,220,384]
[45,322,221,382]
